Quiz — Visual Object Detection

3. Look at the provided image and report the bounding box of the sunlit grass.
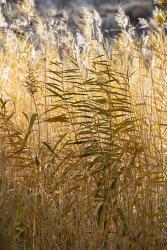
[0,1,167,249]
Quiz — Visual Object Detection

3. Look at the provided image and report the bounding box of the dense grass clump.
[0,0,167,249]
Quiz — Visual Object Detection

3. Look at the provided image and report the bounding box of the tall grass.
[0,1,167,249]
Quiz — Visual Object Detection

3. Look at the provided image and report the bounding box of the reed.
[0,1,167,249]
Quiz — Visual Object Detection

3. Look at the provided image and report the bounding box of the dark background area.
[36,0,153,34]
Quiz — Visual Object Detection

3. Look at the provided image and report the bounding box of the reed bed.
[0,1,167,249]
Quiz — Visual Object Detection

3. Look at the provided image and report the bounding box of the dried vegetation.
[0,0,167,249]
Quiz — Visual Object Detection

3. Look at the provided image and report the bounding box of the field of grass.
[0,1,167,249]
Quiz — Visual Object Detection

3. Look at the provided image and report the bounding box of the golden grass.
[0,2,167,249]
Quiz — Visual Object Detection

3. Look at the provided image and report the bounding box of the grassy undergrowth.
[0,1,167,249]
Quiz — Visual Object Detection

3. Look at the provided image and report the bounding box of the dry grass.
[0,1,167,249]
